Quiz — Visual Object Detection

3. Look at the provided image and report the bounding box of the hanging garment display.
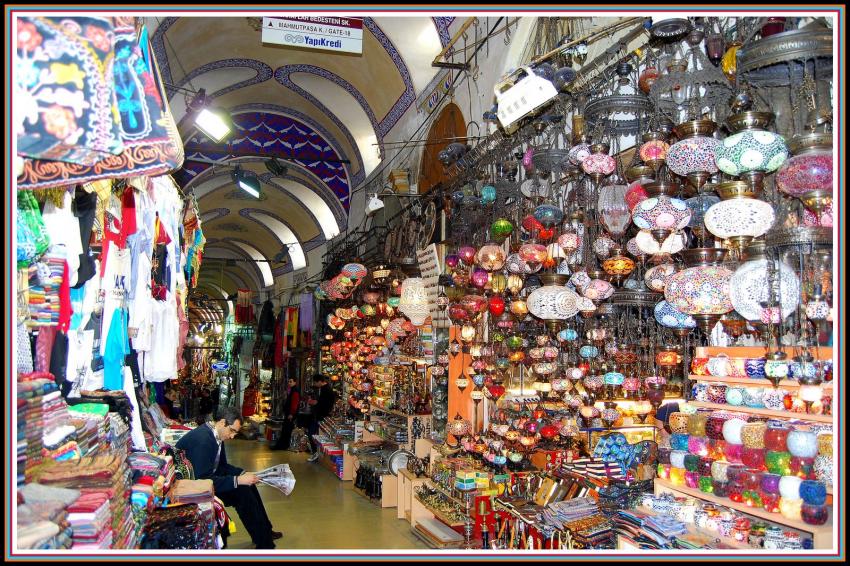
[15,16,124,165]
[17,20,184,189]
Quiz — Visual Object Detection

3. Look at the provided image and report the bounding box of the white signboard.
[262,16,363,54]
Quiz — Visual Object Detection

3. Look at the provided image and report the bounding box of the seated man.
[176,407,282,549]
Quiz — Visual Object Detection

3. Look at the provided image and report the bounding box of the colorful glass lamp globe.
[664,248,734,334]
[654,300,698,333]
[490,218,514,240]
[581,143,616,186]
[526,274,580,328]
[715,111,788,193]
[730,241,800,322]
[533,203,565,228]
[667,119,721,193]
[601,248,636,287]
[776,132,833,219]
[631,180,691,245]
[639,131,670,174]
[624,164,654,211]
[704,180,776,252]
[475,242,507,271]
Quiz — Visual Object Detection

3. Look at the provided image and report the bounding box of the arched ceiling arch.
[188,168,323,240]
[177,112,351,211]
[239,209,307,272]
[197,262,253,295]
[200,244,265,291]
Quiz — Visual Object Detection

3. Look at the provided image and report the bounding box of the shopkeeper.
[176,407,282,549]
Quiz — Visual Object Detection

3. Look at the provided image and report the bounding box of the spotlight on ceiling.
[232,165,261,198]
[264,157,288,176]
[190,88,232,143]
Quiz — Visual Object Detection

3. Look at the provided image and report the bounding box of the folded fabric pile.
[31,452,139,549]
[16,483,80,549]
[610,508,687,549]
[17,376,61,482]
[541,496,599,530]
[557,458,627,481]
[562,514,615,549]
[140,503,213,549]
[26,255,64,326]
[67,403,110,457]
[169,479,214,505]
[67,492,112,549]
[128,451,172,509]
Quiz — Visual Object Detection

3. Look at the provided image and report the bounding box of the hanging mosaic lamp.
[475,242,507,271]
[490,218,514,240]
[639,131,670,173]
[664,248,734,334]
[704,180,776,252]
[519,243,548,269]
[624,164,654,211]
[667,120,721,193]
[730,241,800,322]
[568,141,591,166]
[601,248,636,287]
[526,274,580,328]
[777,132,833,219]
[533,203,565,228]
[715,111,788,193]
[398,277,430,326]
[635,229,686,256]
[685,192,721,245]
[654,299,698,330]
[644,263,677,293]
[581,143,616,185]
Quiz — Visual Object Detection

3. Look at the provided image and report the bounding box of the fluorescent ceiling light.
[238,177,261,198]
[195,108,231,142]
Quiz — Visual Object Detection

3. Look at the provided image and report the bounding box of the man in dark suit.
[176,407,282,549]
[306,375,338,462]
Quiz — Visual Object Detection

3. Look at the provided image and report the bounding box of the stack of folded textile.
[563,514,615,549]
[140,503,213,549]
[169,479,214,505]
[541,497,600,530]
[610,509,688,549]
[42,425,80,462]
[16,483,80,550]
[67,403,110,458]
[160,425,192,446]
[67,492,112,549]
[32,452,138,549]
[26,253,64,326]
[18,375,63,481]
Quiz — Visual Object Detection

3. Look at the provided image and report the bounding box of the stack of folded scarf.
[169,479,214,505]
[17,376,61,482]
[67,492,112,549]
[16,483,80,549]
[67,403,110,458]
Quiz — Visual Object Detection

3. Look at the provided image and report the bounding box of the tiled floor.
[223,439,428,550]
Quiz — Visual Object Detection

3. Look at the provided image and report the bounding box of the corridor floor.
[223,439,428,550]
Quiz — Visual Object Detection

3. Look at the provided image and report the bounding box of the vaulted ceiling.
[147,15,453,324]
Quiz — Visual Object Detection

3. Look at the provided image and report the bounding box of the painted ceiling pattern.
[148,14,451,298]
[176,112,351,209]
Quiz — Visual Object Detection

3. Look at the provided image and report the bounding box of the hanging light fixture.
[729,241,800,322]
[704,180,776,252]
[664,248,735,334]
[715,111,788,193]
[231,165,261,198]
[398,278,430,326]
[666,120,721,193]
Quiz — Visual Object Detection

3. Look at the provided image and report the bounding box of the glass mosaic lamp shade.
[654,300,698,329]
[704,196,775,249]
[667,120,721,191]
[664,248,734,332]
[475,243,507,271]
[730,244,800,322]
[776,133,832,198]
[526,274,580,321]
[645,263,677,292]
[715,112,788,184]
[398,277,430,326]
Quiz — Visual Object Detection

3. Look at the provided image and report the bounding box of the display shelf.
[695,346,833,359]
[689,375,834,390]
[397,468,430,522]
[654,478,833,549]
[412,495,466,527]
[688,401,834,423]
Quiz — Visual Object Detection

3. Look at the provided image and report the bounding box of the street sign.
[212,361,230,372]
[261,16,363,54]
